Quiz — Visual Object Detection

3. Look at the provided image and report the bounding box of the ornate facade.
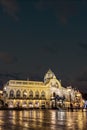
[3,69,83,109]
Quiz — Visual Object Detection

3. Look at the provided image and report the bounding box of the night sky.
[0,0,87,93]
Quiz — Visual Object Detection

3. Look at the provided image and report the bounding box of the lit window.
[9,90,14,98]
[16,90,21,98]
[23,90,27,98]
[29,91,33,98]
[35,91,39,99]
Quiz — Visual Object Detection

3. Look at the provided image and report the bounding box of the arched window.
[23,90,27,98]
[41,91,45,99]
[29,90,33,98]
[9,90,14,98]
[16,90,21,98]
[35,91,39,99]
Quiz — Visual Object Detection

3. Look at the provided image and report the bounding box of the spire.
[44,69,56,83]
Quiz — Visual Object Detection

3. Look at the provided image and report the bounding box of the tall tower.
[44,69,56,84]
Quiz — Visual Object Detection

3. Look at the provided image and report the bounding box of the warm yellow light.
[76,93,81,97]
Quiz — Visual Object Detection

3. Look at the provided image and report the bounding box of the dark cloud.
[0,0,19,20]
[0,0,84,23]
[33,0,49,10]
[29,73,42,81]
[0,73,20,79]
[33,0,80,24]
[42,45,57,54]
[76,73,87,82]
[41,42,60,55]
[72,81,87,93]
[72,68,87,93]
[0,52,18,64]
[78,42,87,51]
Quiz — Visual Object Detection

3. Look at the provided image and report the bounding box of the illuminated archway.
[29,90,33,98]
[23,90,27,98]
[9,90,14,98]
[35,91,39,99]
[16,90,21,98]
[41,91,45,99]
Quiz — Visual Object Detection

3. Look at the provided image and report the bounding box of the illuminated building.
[3,69,83,109]
[0,90,4,107]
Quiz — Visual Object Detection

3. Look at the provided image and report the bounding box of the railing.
[9,80,44,86]
[8,97,46,100]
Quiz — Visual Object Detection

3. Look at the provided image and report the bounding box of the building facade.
[3,69,83,109]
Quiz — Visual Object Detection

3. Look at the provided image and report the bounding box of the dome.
[44,69,56,83]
